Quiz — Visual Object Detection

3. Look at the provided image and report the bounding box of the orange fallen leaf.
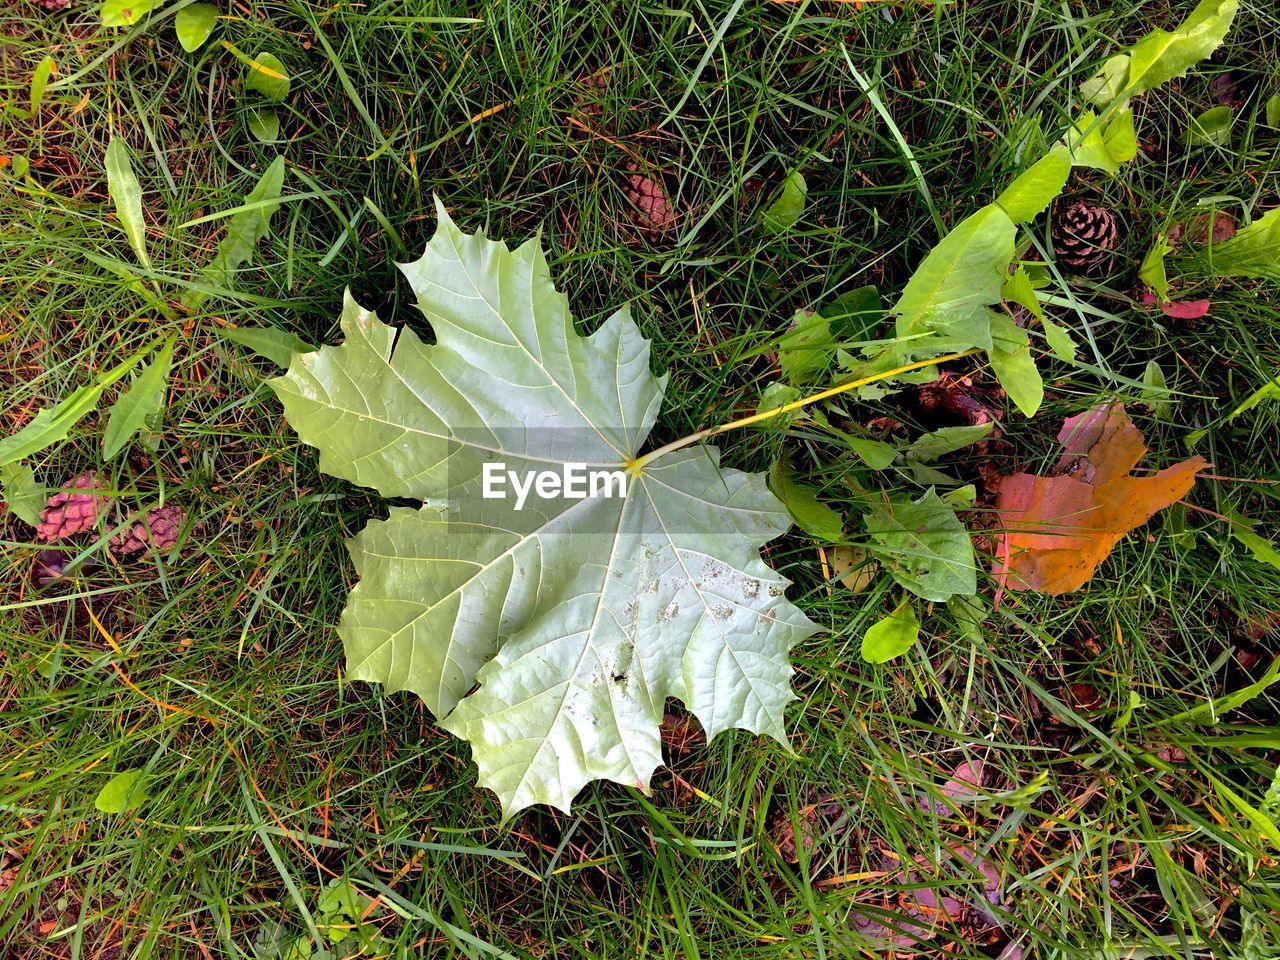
[993,403,1207,595]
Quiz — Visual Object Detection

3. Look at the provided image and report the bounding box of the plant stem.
[628,349,978,473]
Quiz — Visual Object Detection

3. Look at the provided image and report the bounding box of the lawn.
[2,1,1280,958]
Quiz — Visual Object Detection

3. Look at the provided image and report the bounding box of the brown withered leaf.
[659,709,704,756]
[993,403,1207,595]
[769,797,846,862]
[851,842,1003,948]
[1169,211,1236,249]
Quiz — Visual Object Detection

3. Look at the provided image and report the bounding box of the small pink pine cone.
[623,161,676,238]
[110,503,188,556]
[37,472,112,542]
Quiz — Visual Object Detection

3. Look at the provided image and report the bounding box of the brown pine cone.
[110,504,187,557]
[1052,201,1120,274]
[622,162,675,238]
[37,472,112,542]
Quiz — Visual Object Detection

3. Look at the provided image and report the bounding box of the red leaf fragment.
[1160,298,1211,319]
[1140,290,1212,319]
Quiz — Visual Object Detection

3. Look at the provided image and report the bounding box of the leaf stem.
[628,349,978,473]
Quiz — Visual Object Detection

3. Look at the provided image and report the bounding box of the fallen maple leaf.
[993,403,1207,595]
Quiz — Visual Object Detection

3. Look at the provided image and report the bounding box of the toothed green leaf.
[1139,235,1174,302]
[891,203,1017,356]
[1066,109,1138,173]
[996,146,1071,223]
[269,207,817,817]
[777,309,837,383]
[988,310,1044,417]
[102,335,176,460]
[1,462,46,526]
[1002,264,1076,362]
[1081,0,1238,105]
[1208,207,1280,281]
[864,489,976,602]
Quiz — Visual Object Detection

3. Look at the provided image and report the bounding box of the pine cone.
[110,504,187,557]
[622,162,675,238]
[1052,201,1120,274]
[37,472,112,542]
[36,0,71,9]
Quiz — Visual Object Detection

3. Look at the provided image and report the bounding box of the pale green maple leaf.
[269,204,817,817]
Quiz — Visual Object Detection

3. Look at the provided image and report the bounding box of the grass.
[3,0,1280,957]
